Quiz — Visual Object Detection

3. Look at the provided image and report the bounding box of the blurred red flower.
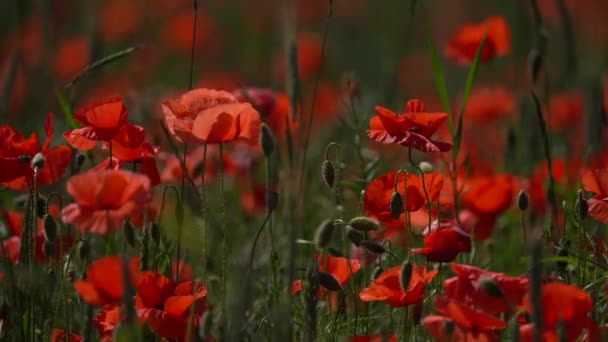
[462,86,516,123]
[413,220,471,262]
[97,0,141,43]
[52,36,90,82]
[135,271,208,341]
[162,88,261,145]
[582,169,608,224]
[367,99,452,152]
[359,264,437,307]
[51,329,82,342]
[349,335,397,342]
[73,256,139,306]
[521,282,594,341]
[93,305,120,341]
[291,254,361,296]
[61,169,152,234]
[445,16,511,65]
[443,263,528,314]
[546,90,584,134]
[363,169,444,236]
[232,88,297,139]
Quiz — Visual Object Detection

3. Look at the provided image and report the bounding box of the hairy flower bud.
[575,189,588,220]
[349,216,380,232]
[43,240,54,258]
[32,153,45,169]
[78,240,89,260]
[372,266,383,281]
[43,214,57,242]
[321,160,335,190]
[260,123,276,157]
[361,240,387,254]
[37,197,47,218]
[318,271,343,291]
[399,261,413,292]
[345,225,364,246]
[517,189,529,211]
[479,277,504,298]
[418,161,434,173]
[314,219,335,249]
[389,192,403,220]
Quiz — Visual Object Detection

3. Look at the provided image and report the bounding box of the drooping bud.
[345,225,364,246]
[151,222,161,246]
[260,123,276,157]
[37,197,47,218]
[412,302,422,325]
[18,154,31,164]
[575,189,588,220]
[371,266,384,281]
[389,192,403,220]
[361,240,387,254]
[418,161,434,173]
[314,219,334,249]
[32,152,45,169]
[349,217,380,232]
[73,152,86,173]
[43,214,57,242]
[321,160,335,189]
[77,240,89,260]
[267,191,279,211]
[478,277,504,298]
[318,271,343,291]
[124,220,135,248]
[399,261,413,292]
[517,189,529,211]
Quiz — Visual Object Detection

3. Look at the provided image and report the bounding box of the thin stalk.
[200,143,208,280]
[219,143,227,335]
[408,148,432,233]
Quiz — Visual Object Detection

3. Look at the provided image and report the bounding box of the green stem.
[219,143,227,335]
[408,148,432,233]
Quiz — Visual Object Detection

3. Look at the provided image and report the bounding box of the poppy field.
[2,0,608,341]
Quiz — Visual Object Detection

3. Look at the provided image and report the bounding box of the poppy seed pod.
[349,216,380,232]
[314,219,335,249]
[124,220,135,248]
[399,261,413,292]
[43,214,57,242]
[361,240,387,254]
[372,266,383,281]
[37,197,47,218]
[259,123,276,157]
[318,271,343,291]
[478,277,504,298]
[418,161,434,173]
[32,152,45,169]
[345,225,364,246]
[321,160,335,190]
[389,191,403,220]
[517,189,529,211]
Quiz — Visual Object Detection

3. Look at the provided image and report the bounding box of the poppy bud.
[151,222,161,246]
[77,240,89,260]
[418,161,434,173]
[442,320,454,337]
[361,240,387,254]
[43,214,57,242]
[517,189,529,211]
[67,267,76,282]
[43,240,54,258]
[345,225,364,246]
[260,123,276,157]
[314,219,334,249]
[321,160,335,189]
[124,220,135,248]
[399,261,413,292]
[267,191,279,211]
[556,248,568,272]
[176,203,184,228]
[349,216,380,232]
[328,247,343,257]
[32,152,45,169]
[478,277,504,298]
[37,197,47,218]
[575,189,588,220]
[372,266,383,281]
[318,271,343,291]
[389,192,403,219]
[412,302,422,326]
[528,49,543,84]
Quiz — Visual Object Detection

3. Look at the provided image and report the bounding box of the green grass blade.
[54,87,77,129]
[424,20,452,134]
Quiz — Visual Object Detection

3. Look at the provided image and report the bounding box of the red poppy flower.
[61,169,152,234]
[443,263,528,314]
[159,146,215,185]
[1,113,72,190]
[423,314,500,341]
[97,0,141,43]
[527,158,580,213]
[93,305,120,341]
[52,36,90,82]
[582,169,608,224]
[431,296,506,337]
[359,264,437,308]
[363,169,444,236]
[445,16,511,65]
[367,99,452,152]
[135,271,208,341]
[546,90,583,134]
[51,329,82,342]
[162,88,261,145]
[64,97,129,148]
[241,185,267,216]
[522,282,594,341]
[412,220,471,263]
[463,86,516,123]
[73,256,140,306]
[291,254,361,296]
